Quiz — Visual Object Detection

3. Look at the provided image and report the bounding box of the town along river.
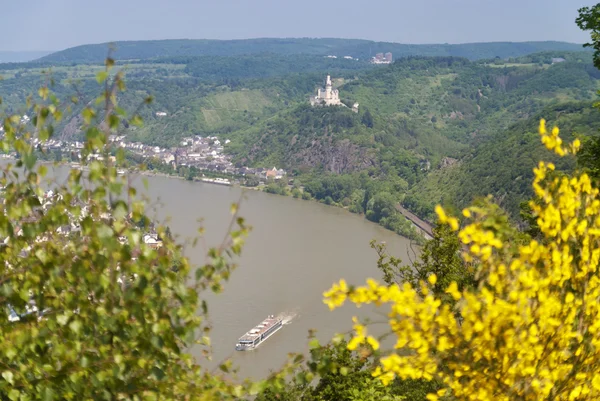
[39,166,416,381]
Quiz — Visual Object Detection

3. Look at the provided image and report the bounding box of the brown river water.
[38,166,416,381]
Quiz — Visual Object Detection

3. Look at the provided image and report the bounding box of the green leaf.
[41,387,54,401]
[69,319,82,334]
[82,108,95,125]
[5,348,16,360]
[108,114,119,130]
[131,115,143,127]
[249,381,264,396]
[80,356,90,368]
[96,224,113,240]
[38,86,49,100]
[7,389,19,401]
[35,249,49,264]
[2,370,14,384]
[151,367,165,380]
[95,71,109,84]
[308,338,321,349]
[38,164,48,177]
[22,151,37,170]
[233,385,243,398]
[57,314,69,326]
[332,333,345,345]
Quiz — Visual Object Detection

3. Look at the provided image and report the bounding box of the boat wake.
[278,309,299,325]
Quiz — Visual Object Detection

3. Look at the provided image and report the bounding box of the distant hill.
[37,38,587,64]
[0,51,53,63]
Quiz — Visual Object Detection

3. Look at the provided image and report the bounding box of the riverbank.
[32,159,430,244]
[35,160,188,181]
[238,183,429,244]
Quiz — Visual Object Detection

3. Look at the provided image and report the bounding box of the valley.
[3,0,600,397]
[0,40,596,240]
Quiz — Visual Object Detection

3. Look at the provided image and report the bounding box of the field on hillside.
[195,90,276,130]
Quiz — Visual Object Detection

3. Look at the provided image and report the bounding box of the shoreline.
[31,159,429,242]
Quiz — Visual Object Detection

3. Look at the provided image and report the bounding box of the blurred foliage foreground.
[0,60,274,400]
[325,119,600,400]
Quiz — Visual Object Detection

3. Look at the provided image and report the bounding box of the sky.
[2,0,592,51]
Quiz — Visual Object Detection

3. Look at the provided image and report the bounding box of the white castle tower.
[310,75,342,107]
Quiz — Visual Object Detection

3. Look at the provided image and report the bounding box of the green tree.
[361,109,374,128]
[365,192,396,223]
[308,341,402,401]
[576,132,600,181]
[576,4,600,69]
[255,340,403,401]
[519,200,542,239]
[373,222,474,306]
[0,60,254,400]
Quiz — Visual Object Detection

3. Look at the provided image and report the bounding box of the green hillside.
[1,49,598,229]
[405,102,600,221]
[37,38,587,64]
[181,54,371,80]
[202,53,600,229]
[227,54,599,171]
[0,55,365,147]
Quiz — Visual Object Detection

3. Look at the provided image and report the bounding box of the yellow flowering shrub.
[324,120,600,400]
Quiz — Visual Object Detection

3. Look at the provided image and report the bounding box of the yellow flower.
[445,281,461,301]
[366,336,380,350]
[435,204,448,223]
[347,335,364,351]
[324,119,600,400]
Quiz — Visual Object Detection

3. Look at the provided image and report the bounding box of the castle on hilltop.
[310,75,342,107]
[310,75,359,112]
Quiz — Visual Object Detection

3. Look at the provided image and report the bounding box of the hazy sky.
[2,0,592,51]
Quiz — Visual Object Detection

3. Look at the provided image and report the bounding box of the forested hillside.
[405,101,600,221]
[38,38,586,64]
[0,56,369,147]
[1,47,597,231]
[229,54,599,171]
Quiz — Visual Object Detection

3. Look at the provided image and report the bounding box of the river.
[38,166,416,381]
